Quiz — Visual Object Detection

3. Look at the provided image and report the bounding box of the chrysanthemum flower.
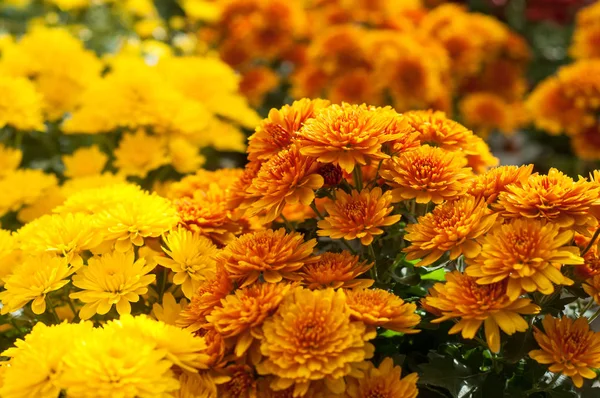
[574,233,600,279]
[468,164,534,203]
[197,328,229,368]
[208,282,293,357]
[459,93,528,137]
[55,182,140,215]
[168,137,206,174]
[244,145,324,223]
[0,254,75,315]
[220,228,316,287]
[466,219,581,300]
[114,129,170,178]
[152,292,187,326]
[94,190,179,252]
[404,196,497,266]
[583,275,600,305]
[173,372,223,398]
[0,75,45,131]
[0,229,20,284]
[240,66,280,107]
[346,358,419,398]
[70,250,156,319]
[0,169,58,217]
[402,110,477,153]
[178,265,233,332]
[105,314,210,372]
[256,287,375,396]
[219,364,257,398]
[0,144,22,177]
[424,271,540,353]
[380,145,472,204]
[227,161,263,210]
[495,168,600,233]
[296,103,403,173]
[157,227,219,299]
[167,169,244,200]
[298,251,374,289]
[248,98,330,162]
[530,316,600,388]
[317,187,400,245]
[465,134,500,174]
[62,145,108,178]
[345,288,421,334]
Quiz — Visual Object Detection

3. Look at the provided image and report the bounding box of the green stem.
[310,202,324,220]
[14,130,23,149]
[340,239,357,254]
[580,299,595,317]
[588,306,600,324]
[368,244,378,281]
[279,214,295,232]
[45,296,61,325]
[158,269,168,303]
[582,228,600,256]
[352,167,363,191]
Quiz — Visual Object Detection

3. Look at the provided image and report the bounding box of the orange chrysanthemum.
[197,328,229,368]
[256,287,375,396]
[495,168,600,233]
[296,103,404,173]
[207,282,293,357]
[317,187,400,245]
[402,110,477,153]
[346,358,419,398]
[298,251,374,289]
[247,98,330,162]
[424,271,540,353]
[465,135,499,174]
[227,161,263,210]
[574,233,600,279]
[345,288,421,334]
[459,93,527,137]
[467,219,581,300]
[583,275,600,305]
[218,364,257,398]
[468,164,534,203]
[244,145,324,223]
[380,145,472,204]
[219,229,316,287]
[404,196,498,266]
[530,316,600,388]
[178,265,233,332]
[167,169,244,200]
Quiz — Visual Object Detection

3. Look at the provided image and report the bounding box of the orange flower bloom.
[247,98,330,162]
[345,288,421,334]
[380,145,472,204]
[207,282,293,357]
[298,251,374,289]
[197,328,229,368]
[574,232,600,279]
[495,168,600,233]
[468,164,534,203]
[240,66,280,107]
[571,124,600,161]
[219,229,316,287]
[583,275,600,305]
[466,219,582,300]
[167,169,244,200]
[256,287,375,396]
[317,187,400,245]
[459,93,527,137]
[227,161,263,210]
[346,358,419,398]
[530,316,600,388]
[218,364,257,398]
[296,103,404,173]
[402,110,477,153]
[424,271,540,353]
[465,135,499,174]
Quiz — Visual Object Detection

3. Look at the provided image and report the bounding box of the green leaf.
[418,352,481,398]
[475,372,505,398]
[380,329,404,338]
[421,268,447,281]
[503,330,538,364]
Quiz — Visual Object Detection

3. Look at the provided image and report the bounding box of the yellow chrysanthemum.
[55,182,141,215]
[15,185,65,224]
[468,164,534,203]
[0,229,20,284]
[346,358,419,398]
[168,137,206,174]
[220,228,316,287]
[61,145,108,178]
[298,251,374,289]
[0,144,22,176]
[318,187,400,245]
[530,316,600,388]
[173,371,226,398]
[256,287,375,396]
[0,169,57,217]
[152,292,187,326]
[466,219,582,300]
[157,227,219,299]
[114,129,170,178]
[404,196,498,266]
[70,250,156,319]
[424,271,540,353]
[345,288,421,334]
[207,282,293,357]
[380,145,472,204]
[0,75,45,131]
[296,103,404,173]
[0,254,75,314]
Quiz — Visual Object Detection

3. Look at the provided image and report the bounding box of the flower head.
[0,144,22,177]
[114,129,170,178]
[346,358,419,398]
[404,196,497,266]
[459,93,527,137]
[318,187,400,245]
[424,271,540,353]
[152,292,187,326]
[299,251,373,289]
[530,316,600,388]
[62,145,108,178]
[402,110,477,153]
[468,164,534,203]
[219,364,257,398]
[0,75,45,131]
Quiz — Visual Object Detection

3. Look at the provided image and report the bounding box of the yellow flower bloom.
[61,145,108,178]
[256,287,375,396]
[0,254,75,315]
[0,75,45,131]
[424,271,540,353]
[346,358,419,398]
[70,250,156,319]
[55,182,141,215]
[404,196,498,266]
[168,137,206,174]
[0,229,20,284]
[157,227,219,298]
[0,169,57,217]
[114,129,170,178]
[173,371,224,398]
[0,144,22,176]
[152,292,187,326]
[530,316,600,388]
[318,187,400,245]
[298,251,374,289]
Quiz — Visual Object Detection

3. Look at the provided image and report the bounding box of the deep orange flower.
[219,228,316,287]
[345,288,421,333]
[218,364,258,398]
[317,187,400,245]
[167,169,244,200]
[404,196,497,266]
[424,271,540,353]
[530,316,600,388]
[468,164,534,203]
[247,98,330,162]
[240,66,280,107]
[227,161,263,210]
[380,145,472,204]
[207,282,293,357]
[298,251,374,289]
[346,358,419,398]
[495,168,600,233]
[464,135,500,174]
[196,328,229,368]
[256,287,375,396]
[574,232,600,279]
[402,110,477,153]
[244,145,324,223]
[459,93,527,137]
[296,103,404,173]
[571,124,600,161]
